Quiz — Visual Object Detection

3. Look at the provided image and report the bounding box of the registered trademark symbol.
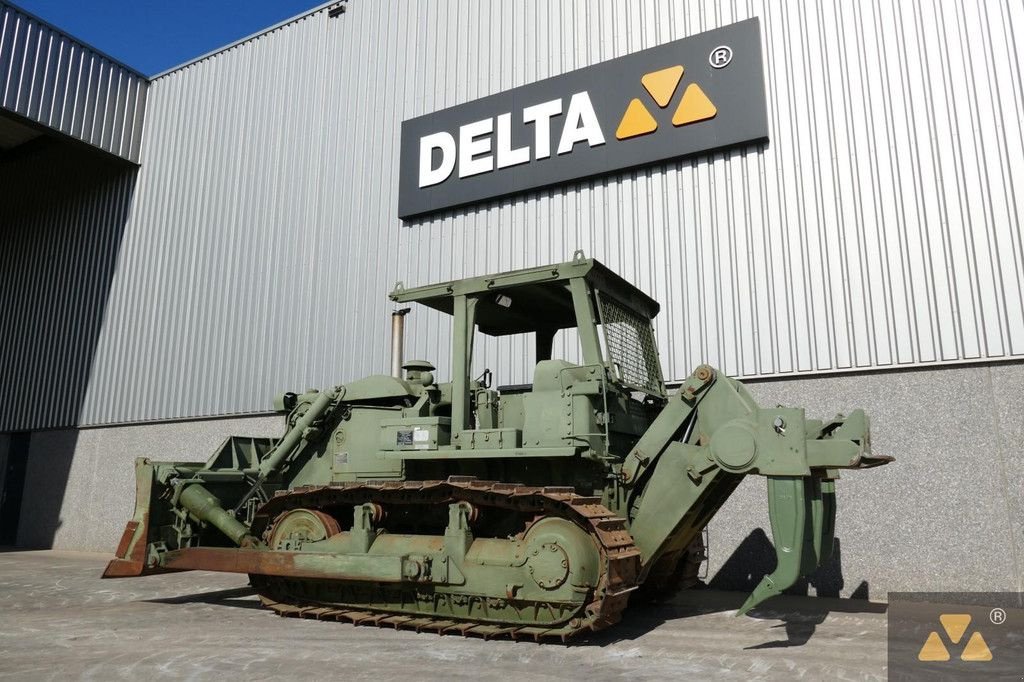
[709,45,733,68]
[990,607,1006,625]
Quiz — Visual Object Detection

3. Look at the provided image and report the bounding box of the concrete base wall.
[16,416,281,551]
[13,363,1024,598]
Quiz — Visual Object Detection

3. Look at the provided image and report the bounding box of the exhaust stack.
[390,308,411,378]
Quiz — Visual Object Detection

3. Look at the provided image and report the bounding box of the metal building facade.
[0,143,137,431]
[0,2,144,432]
[7,0,1022,428]
[0,1,147,161]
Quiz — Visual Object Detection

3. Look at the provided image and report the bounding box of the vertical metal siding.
[52,0,1024,425]
[0,1,147,161]
[0,142,136,431]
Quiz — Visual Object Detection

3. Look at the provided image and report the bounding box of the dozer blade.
[736,475,836,616]
[103,459,160,578]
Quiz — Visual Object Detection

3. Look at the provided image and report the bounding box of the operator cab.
[389,251,666,459]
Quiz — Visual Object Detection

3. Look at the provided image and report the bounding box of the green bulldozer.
[105,253,891,640]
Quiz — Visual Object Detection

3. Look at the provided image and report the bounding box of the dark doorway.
[0,432,30,545]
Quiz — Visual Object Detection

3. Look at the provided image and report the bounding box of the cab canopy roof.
[389,254,659,336]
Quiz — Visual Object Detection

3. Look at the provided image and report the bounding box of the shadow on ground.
[582,585,887,648]
[141,576,886,650]
[132,528,889,649]
[588,528,886,648]
[146,586,264,610]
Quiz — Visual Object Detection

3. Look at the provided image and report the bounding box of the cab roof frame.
[389,252,659,336]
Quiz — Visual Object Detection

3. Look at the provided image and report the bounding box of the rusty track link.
[249,476,641,641]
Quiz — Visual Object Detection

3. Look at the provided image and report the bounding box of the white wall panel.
[66,0,1023,425]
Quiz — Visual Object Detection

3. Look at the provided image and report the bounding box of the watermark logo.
[888,592,1021,680]
[917,614,992,662]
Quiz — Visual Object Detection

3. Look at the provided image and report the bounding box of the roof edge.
[3,1,148,79]
[149,0,342,80]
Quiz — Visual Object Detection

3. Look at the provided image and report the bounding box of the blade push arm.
[622,365,890,615]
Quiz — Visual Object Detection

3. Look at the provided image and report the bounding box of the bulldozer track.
[633,535,705,604]
[249,476,641,641]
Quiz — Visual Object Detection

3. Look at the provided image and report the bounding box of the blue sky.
[14,0,327,76]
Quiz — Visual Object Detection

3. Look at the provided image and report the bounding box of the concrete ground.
[0,550,889,681]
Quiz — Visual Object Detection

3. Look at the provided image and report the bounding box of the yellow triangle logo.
[918,631,951,661]
[960,632,993,661]
[672,83,717,126]
[616,98,658,140]
[641,65,684,108]
[939,614,971,644]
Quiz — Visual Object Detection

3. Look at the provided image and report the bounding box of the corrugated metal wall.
[50,0,1024,425]
[0,1,147,161]
[0,140,136,431]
